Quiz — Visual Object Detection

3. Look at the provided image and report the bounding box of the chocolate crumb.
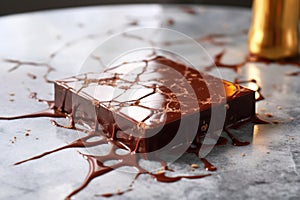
[264,113,273,118]
[128,20,139,26]
[289,136,295,140]
[201,124,208,132]
[191,164,199,169]
[9,93,15,96]
[166,18,175,26]
[25,129,30,136]
[241,153,246,157]
[27,73,37,80]
[11,136,17,144]
[225,104,230,110]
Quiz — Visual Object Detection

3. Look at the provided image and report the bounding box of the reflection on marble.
[0,4,299,200]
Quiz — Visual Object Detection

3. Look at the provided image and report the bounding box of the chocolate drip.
[0,92,66,120]
[186,145,218,171]
[200,158,217,171]
[0,109,66,120]
[14,134,105,165]
[14,114,211,199]
[64,152,210,200]
[216,136,228,146]
[224,128,250,146]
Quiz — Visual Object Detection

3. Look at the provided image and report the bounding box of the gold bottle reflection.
[248,0,299,60]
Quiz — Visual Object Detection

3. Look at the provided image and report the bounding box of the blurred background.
[0,0,251,16]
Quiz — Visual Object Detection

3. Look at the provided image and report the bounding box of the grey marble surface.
[0,4,299,200]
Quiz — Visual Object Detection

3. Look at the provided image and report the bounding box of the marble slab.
[0,4,299,200]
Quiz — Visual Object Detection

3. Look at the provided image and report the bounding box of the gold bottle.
[248,0,299,60]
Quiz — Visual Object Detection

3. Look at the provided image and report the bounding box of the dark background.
[0,0,252,16]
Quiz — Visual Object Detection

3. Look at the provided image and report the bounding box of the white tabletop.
[0,4,299,200]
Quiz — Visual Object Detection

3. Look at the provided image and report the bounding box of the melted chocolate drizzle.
[186,143,218,172]
[200,158,217,171]
[4,59,55,83]
[0,92,66,120]
[205,51,247,73]
[205,51,300,73]
[9,107,212,199]
[224,128,250,146]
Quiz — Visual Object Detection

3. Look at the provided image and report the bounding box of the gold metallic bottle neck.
[248,0,299,60]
